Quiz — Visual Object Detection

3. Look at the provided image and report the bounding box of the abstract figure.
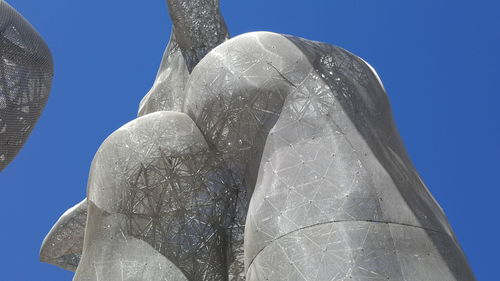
[0,0,53,171]
[42,1,476,280]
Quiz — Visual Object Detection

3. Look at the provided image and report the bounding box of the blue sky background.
[1,0,498,280]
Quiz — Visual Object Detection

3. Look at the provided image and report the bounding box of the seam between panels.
[246,219,448,273]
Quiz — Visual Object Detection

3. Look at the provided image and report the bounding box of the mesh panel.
[0,0,54,171]
[39,1,476,280]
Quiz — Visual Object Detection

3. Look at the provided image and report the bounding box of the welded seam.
[246,219,448,272]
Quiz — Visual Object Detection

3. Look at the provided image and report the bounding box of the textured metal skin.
[41,1,476,281]
[40,199,87,272]
[200,32,475,281]
[138,0,228,116]
[167,0,228,72]
[138,32,190,115]
[76,197,189,281]
[183,32,475,280]
[0,0,53,171]
[74,111,245,281]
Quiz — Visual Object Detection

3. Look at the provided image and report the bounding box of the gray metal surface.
[75,111,239,281]
[138,0,228,115]
[185,31,475,281]
[41,1,476,280]
[40,199,87,271]
[0,0,53,171]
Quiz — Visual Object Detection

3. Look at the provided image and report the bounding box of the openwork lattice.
[0,0,53,171]
[41,1,476,281]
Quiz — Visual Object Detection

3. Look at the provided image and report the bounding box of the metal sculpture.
[40,199,87,271]
[42,1,476,280]
[0,0,53,171]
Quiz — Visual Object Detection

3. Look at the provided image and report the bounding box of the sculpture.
[42,1,476,280]
[0,0,54,171]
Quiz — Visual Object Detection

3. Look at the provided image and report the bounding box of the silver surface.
[0,0,53,171]
[185,31,475,280]
[40,199,87,271]
[246,221,469,281]
[138,32,190,115]
[42,1,475,281]
[75,111,243,281]
[138,0,228,116]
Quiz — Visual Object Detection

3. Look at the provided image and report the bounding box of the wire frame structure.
[41,1,476,281]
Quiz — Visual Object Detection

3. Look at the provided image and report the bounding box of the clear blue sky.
[1,0,498,280]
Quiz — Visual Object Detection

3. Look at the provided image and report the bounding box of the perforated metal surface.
[0,0,53,171]
[138,0,228,116]
[41,1,475,280]
[40,199,87,271]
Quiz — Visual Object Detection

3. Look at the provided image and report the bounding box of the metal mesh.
[0,0,53,171]
[41,1,476,280]
[139,0,228,116]
[40,199,87,271]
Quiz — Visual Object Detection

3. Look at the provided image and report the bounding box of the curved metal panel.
[40,199,87,272]
[0,0,53,171]
[184,31,475,280]
[39,1,476,280]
